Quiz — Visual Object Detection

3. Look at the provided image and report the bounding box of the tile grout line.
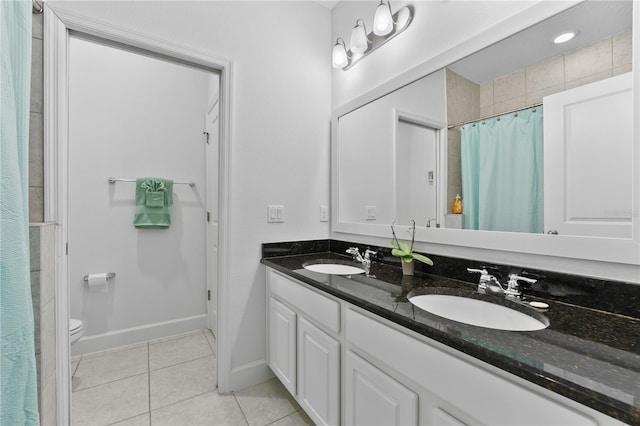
[148,389,219,417]
[149,353,215,373]
[73,371,149,394]
[233,392,251,426]
[263,409,299,426]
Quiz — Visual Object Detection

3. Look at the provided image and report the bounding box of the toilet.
[70,318,84,344]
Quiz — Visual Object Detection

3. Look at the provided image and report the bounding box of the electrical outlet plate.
[320,205,329,222]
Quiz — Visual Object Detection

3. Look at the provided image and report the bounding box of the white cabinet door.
[298,317,340,426]
[345,350,418,426]
[268,298,296,395]
[543,73,633,238]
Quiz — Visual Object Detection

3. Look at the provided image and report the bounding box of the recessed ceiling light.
[554,32,576,44]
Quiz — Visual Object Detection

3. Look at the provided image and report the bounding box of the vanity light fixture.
[553,32,576,44]
[332,38,350,69]
[350,19,371,54]
[373,0,394,36]
[332,1,413,70]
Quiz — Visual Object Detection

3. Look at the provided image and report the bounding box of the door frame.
[43,6,233,424]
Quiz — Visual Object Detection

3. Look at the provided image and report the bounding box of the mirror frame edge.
[330,0,640,274]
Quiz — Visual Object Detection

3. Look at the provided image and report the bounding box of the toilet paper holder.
[83,272,116,282]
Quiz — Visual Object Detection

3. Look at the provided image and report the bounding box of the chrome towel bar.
[83,272,116,282]
[108,177,195,187]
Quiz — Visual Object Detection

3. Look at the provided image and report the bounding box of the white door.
[345,351,418,426]
[297,317,340,426]
[206,87,220,335]
[543,73,633,238]
[396,118,439,226]
[268,298,297,395]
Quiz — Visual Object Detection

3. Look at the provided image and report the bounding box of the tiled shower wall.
[30,9,44,222]
[30,12,56,426]
[445,31,633,212]
[30,223,57,425]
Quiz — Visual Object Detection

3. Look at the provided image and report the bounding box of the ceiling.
[313,0,339,10]
[448,0,633,84]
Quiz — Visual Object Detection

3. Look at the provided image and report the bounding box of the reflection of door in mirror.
[337,70,447,226]
[396,118,438,227]
[544,73,632,238]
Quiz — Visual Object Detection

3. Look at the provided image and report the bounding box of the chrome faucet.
[467,268,537,300]
[505,274,537,299]
[346,247,377,275]
[467,268,504,294]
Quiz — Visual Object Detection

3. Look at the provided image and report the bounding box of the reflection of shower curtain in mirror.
[461,108,543,233]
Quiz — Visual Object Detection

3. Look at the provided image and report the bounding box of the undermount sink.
[302,261,365,275]
[408,289,549,331]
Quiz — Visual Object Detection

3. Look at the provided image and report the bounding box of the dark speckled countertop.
[261,240,640,425]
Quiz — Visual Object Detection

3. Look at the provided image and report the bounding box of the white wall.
[68,36,211,353]
[331,0,553,108]
[52,0,332,390]
[337,71,445,224]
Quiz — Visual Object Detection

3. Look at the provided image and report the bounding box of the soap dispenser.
[453,194,463,214]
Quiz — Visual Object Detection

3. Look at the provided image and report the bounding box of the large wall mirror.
[332,0,639,267]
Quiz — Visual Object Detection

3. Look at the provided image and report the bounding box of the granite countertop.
[262,250,640,425]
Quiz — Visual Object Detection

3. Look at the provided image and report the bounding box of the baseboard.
[226,359,273,393]
[72,314,207,355]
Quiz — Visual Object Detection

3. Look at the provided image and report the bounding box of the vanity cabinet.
[266,267,626,425]
[267,269,341,426]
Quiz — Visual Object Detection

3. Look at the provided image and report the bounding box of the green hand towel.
[134,178,174,229]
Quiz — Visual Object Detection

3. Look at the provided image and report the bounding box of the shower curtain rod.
[447,102,542,129]
[32,0,43,14]
[108,177,196,187]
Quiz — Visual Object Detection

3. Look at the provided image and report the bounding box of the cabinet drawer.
[269,270,340,334]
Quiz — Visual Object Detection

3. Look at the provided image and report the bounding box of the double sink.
[302,260,549,332]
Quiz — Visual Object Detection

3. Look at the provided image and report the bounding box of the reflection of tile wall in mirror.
[475,31,632,117]
[446,28,633,212]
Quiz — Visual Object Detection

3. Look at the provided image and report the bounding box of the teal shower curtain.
[460,108,544,233]
[1,1,41,424]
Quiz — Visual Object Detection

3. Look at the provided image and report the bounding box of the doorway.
[45,10,231,424]
[67,34,219,354]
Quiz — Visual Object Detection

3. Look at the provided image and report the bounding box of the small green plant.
[390,220,433,266]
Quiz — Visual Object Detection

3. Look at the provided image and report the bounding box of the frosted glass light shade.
[395,6,411,32]
[350,20,369,54]
[332,39,349,69]
[373,1,393,36]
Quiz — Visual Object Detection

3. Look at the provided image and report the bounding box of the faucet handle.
[507,274,537,286]
[506,274,537,296]
[364,249,377,259]
[468,268,503,293]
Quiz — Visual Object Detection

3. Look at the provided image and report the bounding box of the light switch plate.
[365,205,376,220]
[268,205,284,223]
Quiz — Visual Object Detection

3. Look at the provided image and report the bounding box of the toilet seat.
[70,318,83,335]
[70,318,84,345]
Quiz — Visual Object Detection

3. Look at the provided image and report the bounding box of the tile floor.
[71,329,313,426]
